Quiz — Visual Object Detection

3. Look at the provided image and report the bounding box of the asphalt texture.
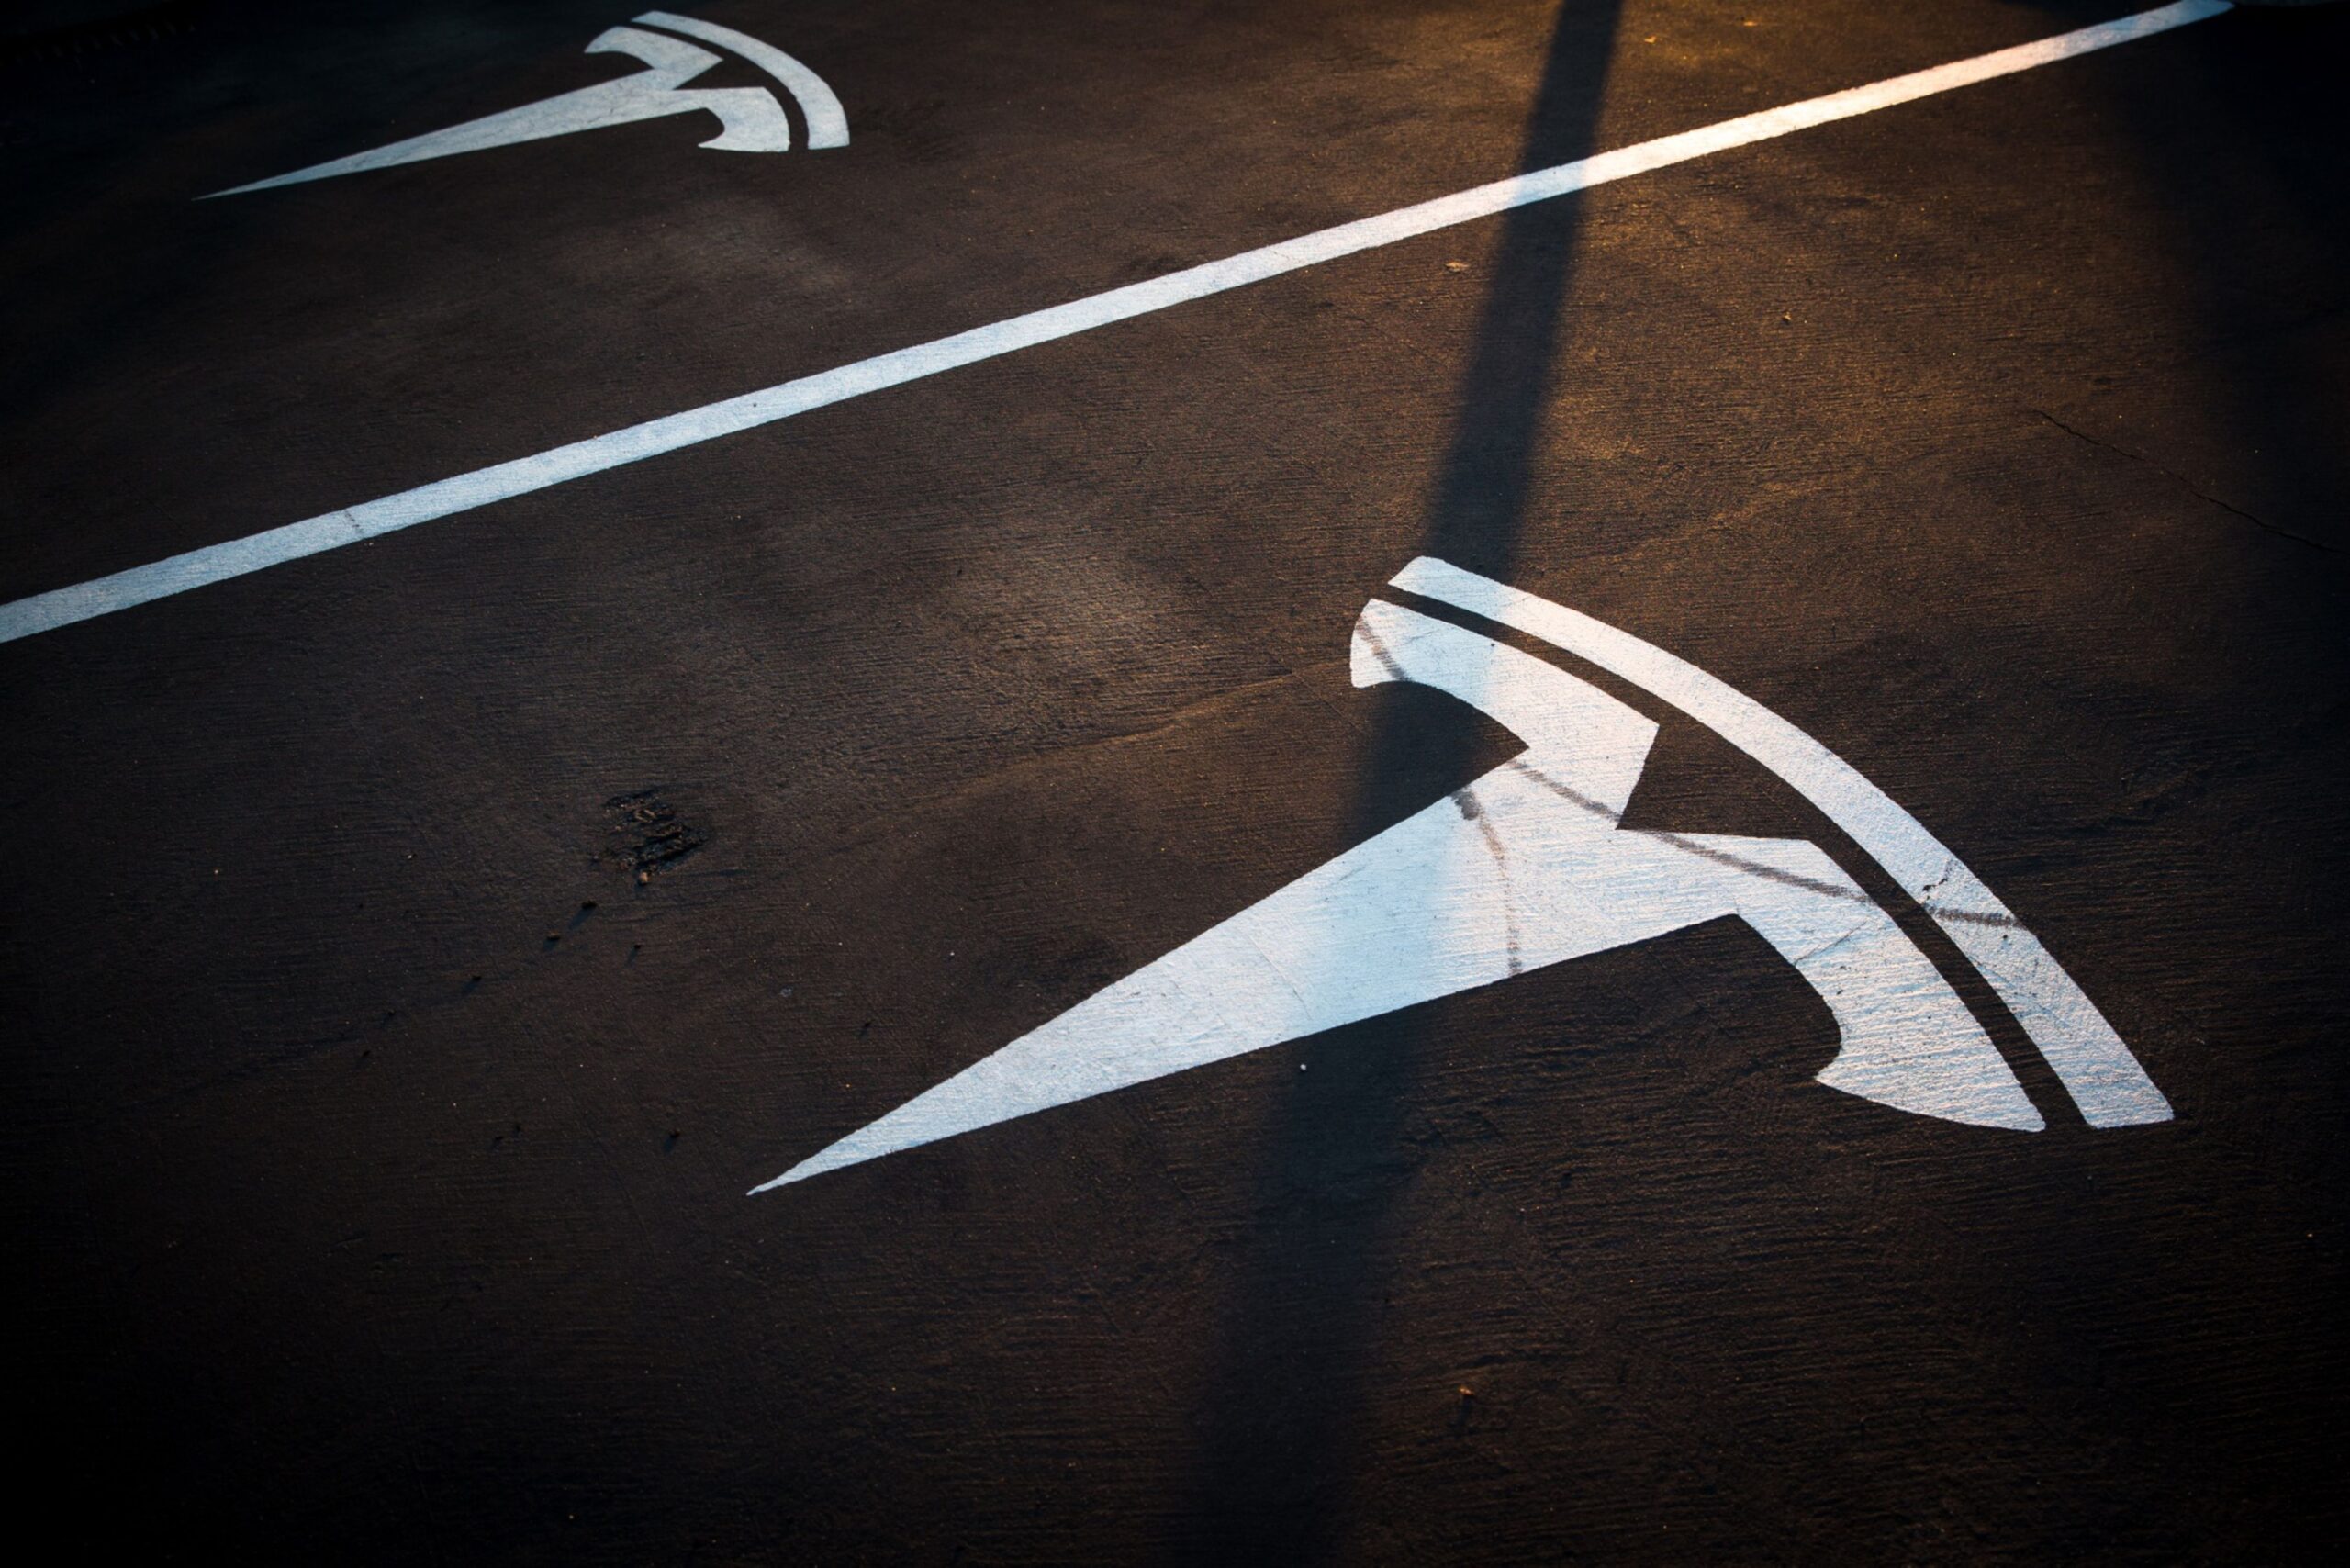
[4,0,2346,1561]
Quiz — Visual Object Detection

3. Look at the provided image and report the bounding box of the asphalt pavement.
[3,0,2344,1561]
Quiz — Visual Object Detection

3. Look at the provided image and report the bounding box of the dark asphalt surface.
[4,0,2345,1561]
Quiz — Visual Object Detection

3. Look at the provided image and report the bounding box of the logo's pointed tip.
[199,172,308,200]
[746,1138,878,1195]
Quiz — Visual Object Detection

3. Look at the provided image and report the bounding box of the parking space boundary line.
[0,1,2230,646]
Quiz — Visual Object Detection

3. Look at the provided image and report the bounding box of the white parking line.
[0,1,2230,646]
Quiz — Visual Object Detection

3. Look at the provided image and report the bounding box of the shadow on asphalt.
[2025,0,2347,559]
[1170,2,1625,1558]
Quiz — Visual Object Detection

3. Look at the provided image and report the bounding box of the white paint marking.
[204,10,844,197]
[634,11,848,149]
[1391,557,2172,1128]
[1,1,2228,645]
[756,594,2049,1193]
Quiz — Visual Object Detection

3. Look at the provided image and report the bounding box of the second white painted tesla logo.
[758,559,2170,1192]
[207,11,846,198]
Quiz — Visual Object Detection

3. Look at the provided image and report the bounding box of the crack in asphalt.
[2029,406,2341,556]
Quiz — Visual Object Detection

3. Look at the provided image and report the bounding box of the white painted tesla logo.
[756,558,2170,1192]
[205,11,845,198]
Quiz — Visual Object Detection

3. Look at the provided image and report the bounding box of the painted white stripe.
[0,1,2230,646]
[1392,556,2173,1128]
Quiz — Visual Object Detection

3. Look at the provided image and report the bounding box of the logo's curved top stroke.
[756,560,2168,1193]
[205,11,845,199]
